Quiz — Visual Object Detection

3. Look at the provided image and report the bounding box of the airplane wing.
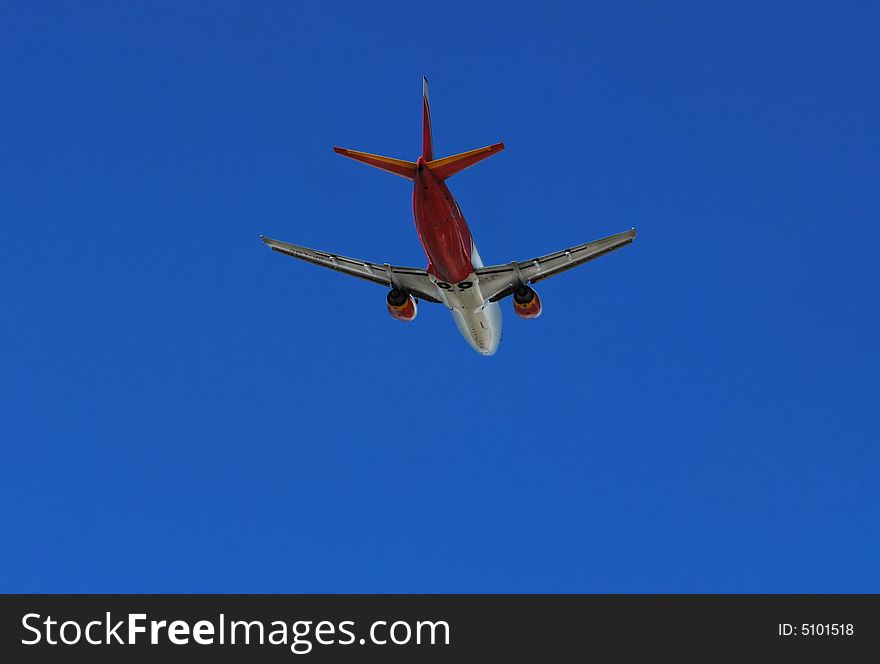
[475,228,636,302]
[260,236,443,303]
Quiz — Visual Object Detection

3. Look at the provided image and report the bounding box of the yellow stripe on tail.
[426,143,505,180]
[333,147,417,180]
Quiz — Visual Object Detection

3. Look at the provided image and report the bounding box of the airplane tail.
[332,147,417,180]
[421,76,504,179]
[427,142,505,179]
[422,77,433,161]
[334,78,504,181]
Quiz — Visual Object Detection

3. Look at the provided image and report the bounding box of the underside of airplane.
[262,78,636,355]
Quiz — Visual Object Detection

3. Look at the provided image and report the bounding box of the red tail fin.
[422,77,433,161]
[334,79,502,182]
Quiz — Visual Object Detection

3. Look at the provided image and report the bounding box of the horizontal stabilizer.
[427,143,505,180]
[333,147,417,180]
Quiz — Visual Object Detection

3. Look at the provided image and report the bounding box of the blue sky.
[1,2,878,592]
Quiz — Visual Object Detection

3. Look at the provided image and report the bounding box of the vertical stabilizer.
[422,77,434,161]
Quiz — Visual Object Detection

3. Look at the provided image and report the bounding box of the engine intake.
[512,285,542,319]
[386,289,418,322]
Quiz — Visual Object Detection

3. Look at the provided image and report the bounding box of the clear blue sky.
[2,2,878,592]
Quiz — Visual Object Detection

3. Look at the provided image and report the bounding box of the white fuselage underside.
[432,245,503,356]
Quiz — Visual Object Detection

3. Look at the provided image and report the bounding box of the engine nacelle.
[386,289,418,322]
[512,285,542,319]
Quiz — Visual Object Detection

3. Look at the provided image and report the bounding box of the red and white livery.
[262,79,636,355]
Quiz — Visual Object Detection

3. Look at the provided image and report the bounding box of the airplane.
[261,78,636,356]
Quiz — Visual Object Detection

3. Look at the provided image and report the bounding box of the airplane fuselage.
[412,156,502,355]
[262,79,635,355]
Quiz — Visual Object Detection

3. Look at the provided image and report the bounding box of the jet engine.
[386,288,418,322]
[512,285,542,319]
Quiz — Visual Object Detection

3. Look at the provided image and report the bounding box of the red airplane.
[262,79,636,355]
